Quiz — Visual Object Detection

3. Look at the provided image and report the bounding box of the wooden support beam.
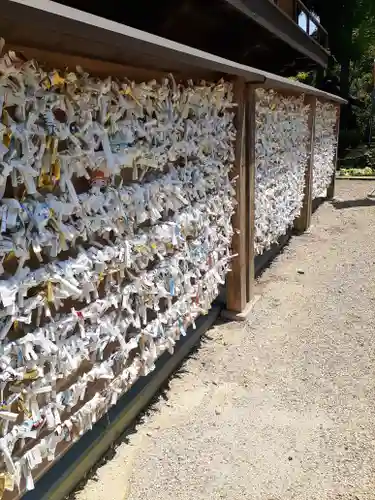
[294,94,316,233]
[225,77,248,314]
[223,81,260,321]
[327,104,341,200]
[246,85,256,302]
[9,308,220,500]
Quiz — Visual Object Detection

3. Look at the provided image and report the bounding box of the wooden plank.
[254,231,292,276]
[246,85,256,303]
[327,104,341,200]
[294,94,316,232]
[226,77,247,313]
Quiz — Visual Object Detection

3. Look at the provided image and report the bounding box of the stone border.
[336,175,375,180]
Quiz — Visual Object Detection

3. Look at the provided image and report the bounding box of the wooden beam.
[327,104,341,200]
[294,94,316,233]
[246,85,256,302]
[225,77,248,314]
[222,81,261,321]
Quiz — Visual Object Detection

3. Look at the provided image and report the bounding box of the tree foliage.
[305,0,375,91]
[304,0,375,144]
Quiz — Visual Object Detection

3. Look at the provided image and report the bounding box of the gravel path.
[73,180,375,500]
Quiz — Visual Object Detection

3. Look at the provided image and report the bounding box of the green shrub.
[365,147,375,166]
[340,166,375,176]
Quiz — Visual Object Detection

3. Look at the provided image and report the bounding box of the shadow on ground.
[332,197,375,209]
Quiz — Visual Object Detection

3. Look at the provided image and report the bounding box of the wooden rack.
[0,1,344,498]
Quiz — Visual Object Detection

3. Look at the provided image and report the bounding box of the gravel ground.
[73,180,375,500]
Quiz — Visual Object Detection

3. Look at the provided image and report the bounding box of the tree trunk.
[339,13,353,131]
[340,56,350,98]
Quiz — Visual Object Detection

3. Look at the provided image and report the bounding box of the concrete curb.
[336,176,375,180]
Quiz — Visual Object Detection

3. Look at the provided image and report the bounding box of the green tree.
[304,0,375,97]
[303,0,375,141]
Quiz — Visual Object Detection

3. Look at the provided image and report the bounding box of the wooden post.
[223,82,260,321]
[225,77,248,314]
[327,104,341,200]
[246,85,256,303]
[294,94,316,233]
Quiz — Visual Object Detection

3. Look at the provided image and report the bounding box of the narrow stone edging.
[336,176,375,180]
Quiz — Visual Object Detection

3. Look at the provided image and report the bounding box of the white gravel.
[73,180,375,500]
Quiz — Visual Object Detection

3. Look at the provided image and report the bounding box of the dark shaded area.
[332,198,375,209]
[318,73,364,108]
[254,199,331,279]
[55,0,327,75]
[318,73,365,145]
[312,196,326,213]
[255,231,292,277]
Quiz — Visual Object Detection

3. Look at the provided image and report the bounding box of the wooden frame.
[225,78,248,314]
[327,104,341,200]
[222,82,258,320]
[278,0,296,20]
[246,85,256,303]
[9,45,216,82]
[224,87,343,319]
[0,6,346,497]
[296,0,329,48]
[294,94,316,233]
